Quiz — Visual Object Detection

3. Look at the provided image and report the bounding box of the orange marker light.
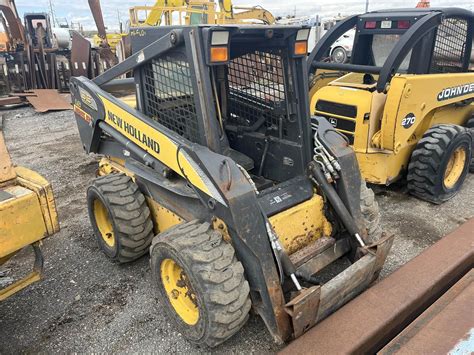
[294,41,307,55]
[210,46,228,62]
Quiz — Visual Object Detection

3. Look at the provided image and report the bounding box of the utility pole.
[48,0,57,27]
[365,0,369,12]
[117,9,123,33]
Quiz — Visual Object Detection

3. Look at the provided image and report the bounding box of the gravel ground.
[0,107,472,353]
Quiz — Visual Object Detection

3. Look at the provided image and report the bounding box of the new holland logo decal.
[437,83,474,101]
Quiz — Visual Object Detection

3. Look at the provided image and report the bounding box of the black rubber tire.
[407,124,472,204]
[87,173,154,263]
[359,180,383,245]
[466,116,474,172]
[359,180,386,282]
[331,46,348,64]
[150,220,251,348]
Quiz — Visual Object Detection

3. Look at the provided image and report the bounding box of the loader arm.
[230,6,275,24]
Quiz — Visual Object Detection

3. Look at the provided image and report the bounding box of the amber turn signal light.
[210,46,228,62]
[294,41,307,55]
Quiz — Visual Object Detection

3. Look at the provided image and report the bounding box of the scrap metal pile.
[0,0,117,111]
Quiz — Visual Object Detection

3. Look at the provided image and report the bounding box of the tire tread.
[150,220,250,347]
[89,173,154,262]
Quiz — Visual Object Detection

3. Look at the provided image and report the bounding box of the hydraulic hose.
[309,162,366,247]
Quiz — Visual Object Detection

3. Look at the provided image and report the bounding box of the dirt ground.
[0,107,473,353]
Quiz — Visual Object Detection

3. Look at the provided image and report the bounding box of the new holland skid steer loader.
[71,25,393,347]
[308,8,474,203]
[0,117,59,300]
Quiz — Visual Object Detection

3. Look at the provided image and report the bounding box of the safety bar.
[311,62,382,75]
[93,29,184,87]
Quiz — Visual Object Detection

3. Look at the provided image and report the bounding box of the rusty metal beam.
[88,0,107,40]
[280,219,474,354]
[380,269,474,354]
[0,96,22,106]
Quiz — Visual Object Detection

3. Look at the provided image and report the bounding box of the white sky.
[16,0,474,31]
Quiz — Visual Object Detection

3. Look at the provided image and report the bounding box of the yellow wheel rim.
[443,147,466,189]
[161,258,199,325]
[93,199,115,247]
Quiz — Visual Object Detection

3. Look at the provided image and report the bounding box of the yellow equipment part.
[354,149,413,185]
[129,0,274,27]
[308,69,346,100]
[146,198,184,234]
[153,191,334,256]
[97,96,216,198]
[144,0,187,26]
[92,33,127,54]
[311,72,474,185]
[93,199,115,247]
[0,32,8,52]
[0,126,59,301]
[160,258,199,325]
[119,95,137,109]
[1,184,48,257]
[443,147,466,189]
[97,157,184,236]
[269,194,332,255]
[97,154,332,256]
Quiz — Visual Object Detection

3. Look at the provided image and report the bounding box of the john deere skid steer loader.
[308,8,474,203]
[71,25,393,346]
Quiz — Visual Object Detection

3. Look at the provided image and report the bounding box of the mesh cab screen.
[227,50,289,128]
[431,18,468,73]
[142,52,200,142]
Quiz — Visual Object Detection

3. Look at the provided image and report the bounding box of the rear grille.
[315,100,357,144]
[316,100,357,118]
[227,49,289,129]
[431,18,468,74]
[141,51,200,143]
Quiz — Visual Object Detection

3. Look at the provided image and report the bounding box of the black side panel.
[312,116,364,232]
[258,176,313,216]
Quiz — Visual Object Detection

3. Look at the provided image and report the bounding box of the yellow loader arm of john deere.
[0,118,59,301]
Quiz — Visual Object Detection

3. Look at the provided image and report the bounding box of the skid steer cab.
[308,8,474,203]
[70,25,393,347]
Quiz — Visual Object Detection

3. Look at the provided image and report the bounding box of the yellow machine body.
[96,156,332,256]
[92,96,334,254]
[129,0,275,27]
[311,72,474,184]
[92,33,127,54]
[0,128,59,300]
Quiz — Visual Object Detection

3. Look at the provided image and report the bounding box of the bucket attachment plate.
[285,286,321,338]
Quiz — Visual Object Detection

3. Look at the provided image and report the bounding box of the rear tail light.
[294,41,308,55]
[210,47,228,62]
[364,21,377,29]
[397,20,410,29]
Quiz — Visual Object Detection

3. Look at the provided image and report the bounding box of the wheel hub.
[333,48,346,63]
[444,147,466,189]
[161,258,199,325]
[93,199,115,247]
